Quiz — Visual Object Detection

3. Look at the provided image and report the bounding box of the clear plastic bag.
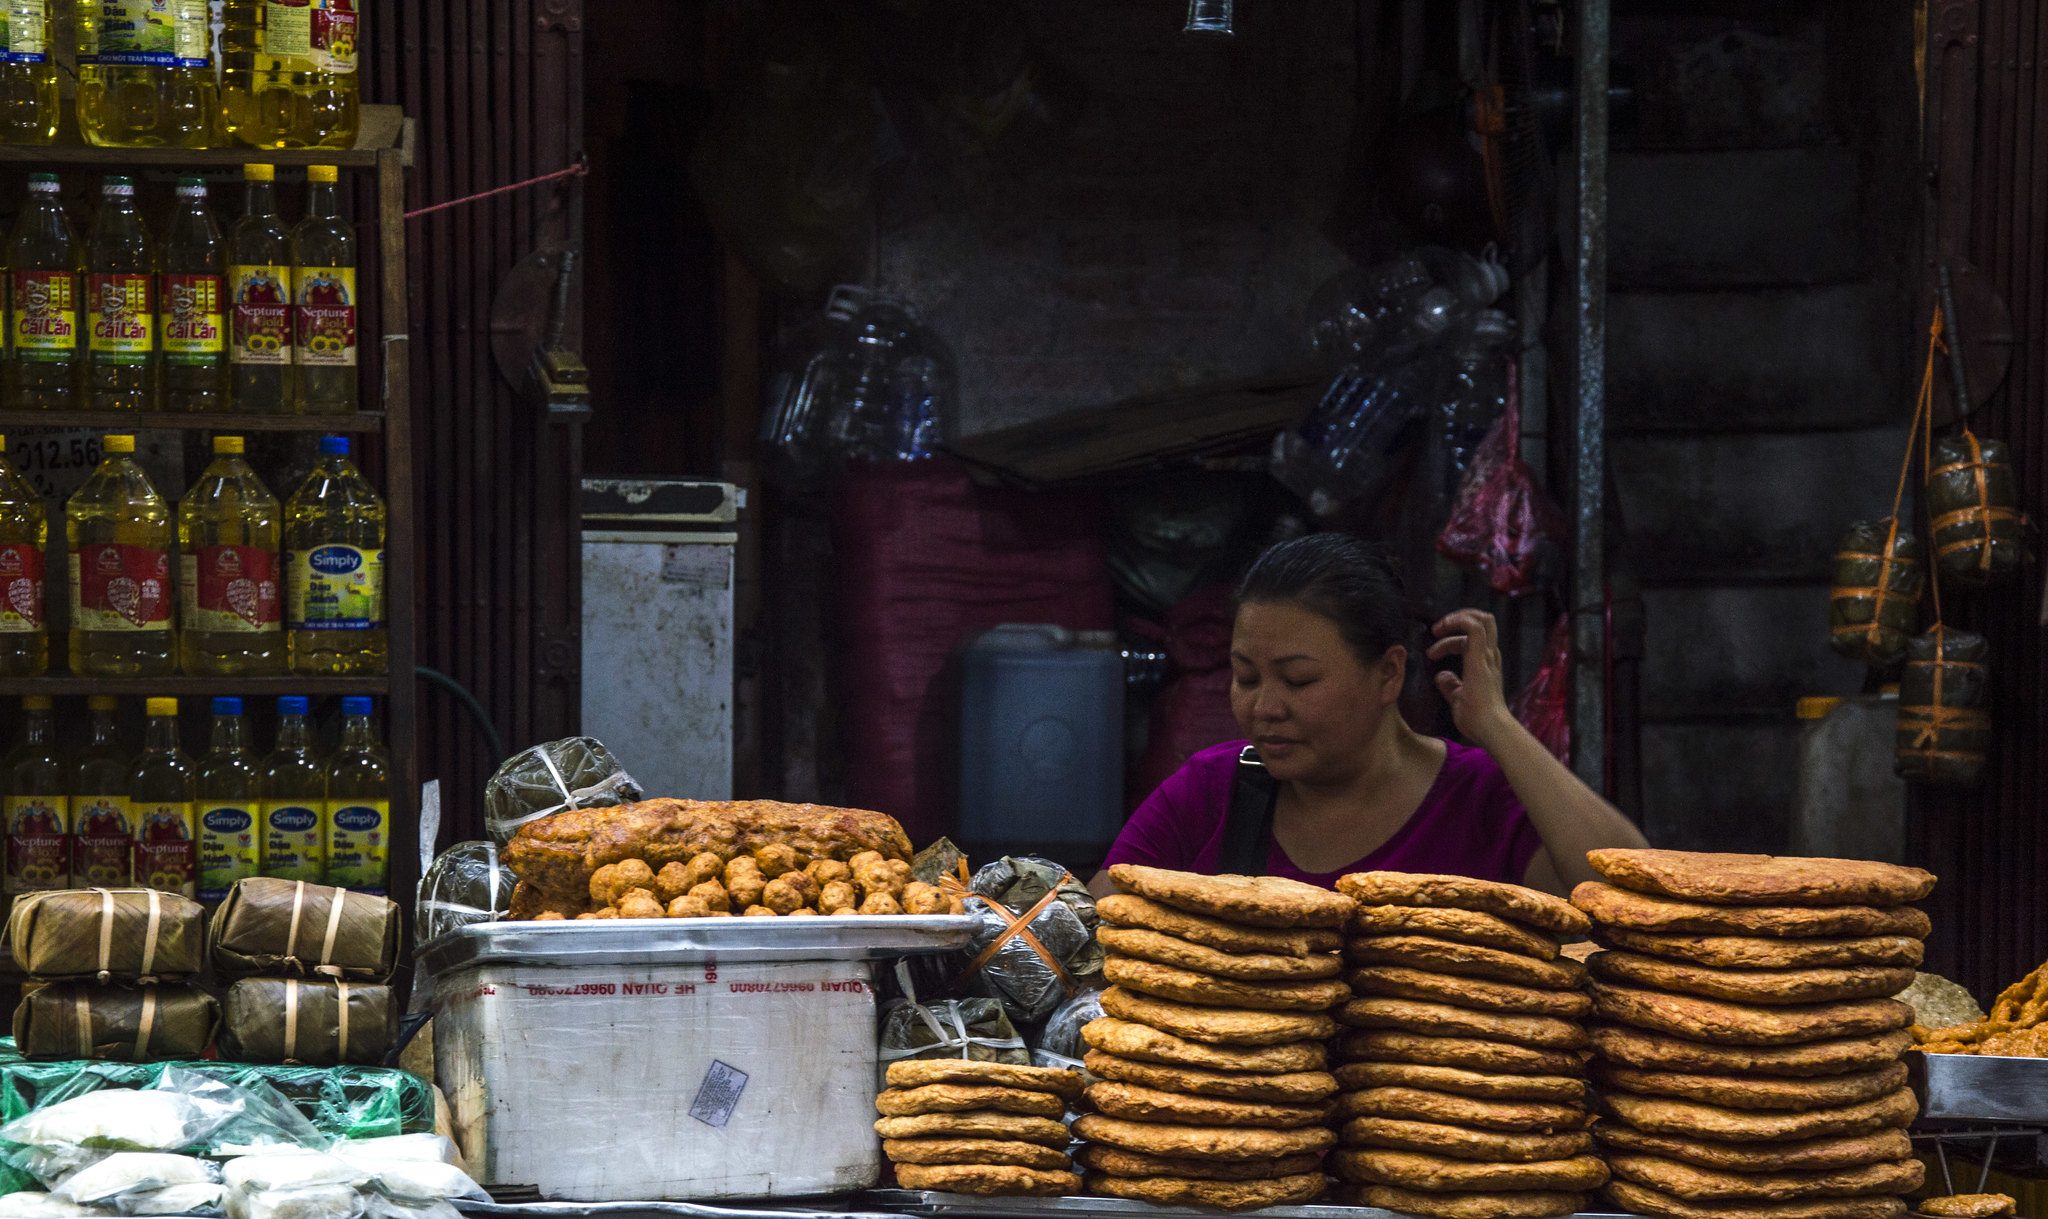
[483,738,641,845]
[0,1088,226,1185]
[1033,988,1104,1072]
[115,1181,225,1216]
[53,1153,216,1205]
[414,844,513,944]
[0,1192,100,1218]
[326,1140,479,1204]
[955,857,1104,1024]
[226,1184,362,1219]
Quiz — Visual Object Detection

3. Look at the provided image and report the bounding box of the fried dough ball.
[762,876,806,915]
[588,863,624,905]
[706,909,735,918]
[856,862,906,902]
[885,859,912,884]
[788,907,820,917]
[616,890,665,920]
[807,858,852,888]
[534,911,566,922]
[591,859,654,904]
[689,880,732,913]
[743,905,780,917]
[575,912,600,920]
[948,895,967,915]
[654,862,695,904]
[903,881,950,915]
[668,895,712,918]
[683,852,726,890]
[728,874,766,909]
[753,843,803,879]
[860,891,904,916]
[820,881,859,913]
[783,870,822,905]
[591,908,619,919]
[848,850,884,873]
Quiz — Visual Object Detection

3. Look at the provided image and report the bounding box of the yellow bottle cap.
[309,165,339,184]
[1796,696,1846,721]
[214,435,245,455]
[87,695,117,711]
[146,697,177,717]
[103,434,135,454]
[22,696,52,711]
[244,163,276,182]
[0,435,7,452]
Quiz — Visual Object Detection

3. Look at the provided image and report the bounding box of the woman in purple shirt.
[1091,534,1646,897]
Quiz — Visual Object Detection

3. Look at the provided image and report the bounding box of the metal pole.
[1569,0,1611,792]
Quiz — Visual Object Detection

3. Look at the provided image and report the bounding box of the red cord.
[404,158,588,220]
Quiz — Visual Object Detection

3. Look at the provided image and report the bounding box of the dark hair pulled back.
[1233,533,1411,664]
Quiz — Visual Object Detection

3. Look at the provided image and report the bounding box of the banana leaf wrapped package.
[952,856,1103,1024]
[483,737,642,846]
[218,980,395,1067]
[416,842,514,944]
[210,879,400,983]
[13,985,217,1062]
[7,890,207,984]
[1929,432,2028,586]
[1896,626,1990,788]
[878,996,1029,1077]
[1829,518,1924,666]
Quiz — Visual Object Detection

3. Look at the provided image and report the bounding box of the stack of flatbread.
[1573,848,1937,1219]
[1329,872,1606,1219]
[874,1060,1087,1196]
[1074,863,1352,1211]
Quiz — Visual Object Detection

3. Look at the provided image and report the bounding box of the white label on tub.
[690,1059,750,1128]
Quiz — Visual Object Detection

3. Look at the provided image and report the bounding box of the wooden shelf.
[0,105,409,170]
[0,411,384,434]
[0,675,391,697]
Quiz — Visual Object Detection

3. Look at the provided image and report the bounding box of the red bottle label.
[0,543,44,632]
[161,273,226,362]
[11,271,77,358]
[180,544,281,633]
[71,542,171,631]
[295,267,357,366]
[87,272,154,360]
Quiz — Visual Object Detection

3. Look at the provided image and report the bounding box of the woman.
[1092,533,1645,898]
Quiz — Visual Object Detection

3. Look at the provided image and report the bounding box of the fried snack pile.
[875,1060,1086,1197]
[1332,871,1605,1219]
[1572,849,1936,1219]
[1075,865,1351,1211]
[1915,960,2048,1055]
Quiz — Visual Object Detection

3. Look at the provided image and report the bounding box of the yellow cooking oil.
[0,437,49,677]
[179,436,283,675]
[0,1,60,144]
[3,696,68,895]
[85,175,158,412]
[73,0,218,148]
[222,0,360,150]
[285,434,384,674]
[161,177,229,412]
[73,695,133,886]
[323,695,385,892]
[196,696,260,903]
[259,694,324,881]
[7,173,83,411]
[67,434,174,676]
[130,696,196,898]
[229,163,293,413]
[292,166,356,414]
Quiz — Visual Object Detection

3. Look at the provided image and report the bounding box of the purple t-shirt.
[1102,739,1544,888]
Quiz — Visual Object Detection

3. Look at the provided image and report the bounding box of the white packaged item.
[115,1182,226,1216]
[221,1155,362,1196]
[226,1185,361,1219]
[55,1154,215,1204]
[0,1193,100,1218]
[359,1199,456,1219]
[324,1139,454,1168]
[5,1092,205,1154]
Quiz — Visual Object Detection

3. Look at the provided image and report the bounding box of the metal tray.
[1910,1049,2048,1123]
[460,1202,901,1219]
[859,1192,1637,1219]
[419,915,978,973]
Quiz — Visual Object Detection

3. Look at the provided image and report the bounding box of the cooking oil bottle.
[292,165,354,413]
[3,696,68,896]
[161,177,228,412]
[74,0,217,148]
[324,695,384,892]
[6,173,83,411]
[67,434,174,676]
[0,437,49,677]
[178,435,282,674]
[286,434,383,674]
[130,695,195,897]
[229,163,292,412]
[259,694,323,881]
[73,694,132,885]
[0,0,60,144]
[86,175,157,411]
[196,695,259,902]
[222,0,360,150]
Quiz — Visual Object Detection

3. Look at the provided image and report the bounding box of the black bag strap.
[1218,745,1279,876]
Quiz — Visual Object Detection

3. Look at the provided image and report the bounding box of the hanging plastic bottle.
[292,165,356,413]
[73,695,132,885]
[86,174,158,412]
[0,0,60,144]
[324,695,386,892]
[74,0,217,149]
[1307,247,1510,369]
[178,434,283,675]
[160,176,229,412]
[229,163,294,413]
[6,172,83,411]
[130,695,196,897]
[259,694,324,881]
[222,0,361,150]
[2,695,68,895]
[196,696,260,902]
[0,436,49,677]
[286,434,385,674]
[1271,358,1438,519]
[66,433,175,677]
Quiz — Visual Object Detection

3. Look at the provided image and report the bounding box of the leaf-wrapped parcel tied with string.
[483,737,643,846]
[13,983,218,1062]
[1896,626,1989,789]
[879,989,1030,1072]
[1828,519,1924,666]
[211,879,400,982]
[951,856,1105,1023]
[219,979,396,1067]
[1928,433,2029,586]
[7,890,207,983]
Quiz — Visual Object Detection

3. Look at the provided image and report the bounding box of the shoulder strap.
[1218,746,1279,876]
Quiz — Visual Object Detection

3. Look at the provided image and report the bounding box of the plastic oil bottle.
[292,165,355,414]
[0,436,49,677]
[259,694,324,881]
[73,694,132,885]
[161,177,228,412]
[196,696,259,902]
[0,0,60,144]
[179,435,282,674]
[74,0,217,148]
[6,172,83,411]
[86,175,157,412]
[67,434,174,676]
[324,695,384,893]
[130,695,196,897]
[222,0,361,150]
[229,163,292,412]
[286,435,384,674]
[3,695,68,897]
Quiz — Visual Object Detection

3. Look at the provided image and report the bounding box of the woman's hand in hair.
[1427,609,1514,747]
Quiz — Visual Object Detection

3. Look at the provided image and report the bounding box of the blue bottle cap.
[277,696,310,715]
[320,436,351,456]
[212,696,244,716]
[341,696,373,716]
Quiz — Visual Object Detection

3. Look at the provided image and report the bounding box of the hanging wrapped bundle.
[1828,519,1924,665]
[1895,626,1989,788]
[1928,432,2027,586]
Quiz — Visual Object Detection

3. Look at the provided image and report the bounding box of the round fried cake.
[1084,1050,1338,1103]
[1347,936,1587,989]
[1572,882,1932,939]
[1099,925,1343,981]
[1344,1184,1587,1219]
[894,1163,1079,1197]
[1076,1145,1323,1182]
[1597,1088,1920,1143]
[1105,957,1351,1012]
[1339,873,1590,937]
[875,1112,1073,1145]
[1587,950,1917,1006]
[1607,1153,1924,1202]
[1339,997,1591,1050]
[1585,849,1936,907]
[1084,1080,1329,1129]
[1347,966,1593,1018]
[1083,1017,1328,1073]
[1108,864,1355,929]
[1919,1195,2018,1218]
[1072,1113,1336,1160]
[1336,1149,1608,1192]
[1085,1170,1329,1210]
[883,1138,1074,1171]
[1587,981,1915,1046]
[885,1060,1086,1100]
[1595,1125,1915,1173]
[876,1085,1068,1118]
[1097,894,1342,956]
[1351,905,1562,960]
[1101,986,1340,1045]
[1335,1029,1586,1077]
[1589,1024,1915,1077]
[1341,1117,1593,1164]
[1595,927,1925,970]
[1335,1062,1586,1104]
[1590,1060,1910,1111]
[1606,1180,1909,1219]
[1335,1087,1591,1134]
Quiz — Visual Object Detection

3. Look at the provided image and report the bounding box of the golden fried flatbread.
[1335,1087,1591,1134]
[1344,1184,1588,1219]
[1596,927,1925,970]
[1589,1024,1916,1077]
[1072,1113,1336,1160]
[1099,925,1343,980]
[875,1112,1073,1145]
[1084,1050,1338,1103]
[1101,986,1340,1045]
[1339,873,1590,937]
[1335,1030,1586,1077]
[1573,882,1932,939]
[1606,1180,1909,1219]
[1075,1145,1323,1182]
[1595,1125,1915,1173]
[1588,981,1915,1046]
[1105,957,1351,1012]
[1335,1062,1585,1104]
[1590,1061,1910,1111]
[1084,1080,1330,1129]
[1352,905,1562,960]
[1587,950,1918,1006]
[1336,1149,1608,1192]
[1339,997,1590,1049]
[1598,1088,1919,1143]
[1341,1117,1593,1163]
[1097,894,1342,955]
[1085,1170,1329,1210]
[883,1138,1074,1171]
[1608,1153,1924,1202]
[893,1162,1079,1197]
[876,1084,1068,1118]
[1108,864,1355,929]
[885,1059,1086,1100]
[1348,966,1593,1018]
[1347,936,1586,989]
[1586,849,1936,907]
[1082,1017,1328,1073]
[1919,1195,2018,1218]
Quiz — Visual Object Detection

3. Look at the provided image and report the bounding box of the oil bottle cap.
[88,695,117,711]
[1796,696,1845,721]
[103,435,135,454]
[22,696,52,711]
[27,173,56,192]
[341,696,373,717]
[309,165,339,184]
[146,697,178,717]
[213,436,245,455]
[211,696,243,716]
[244,163,276,182]
[102,176,134,196]
[178,177,205,195]
[320,436,351,457]
[277,696,309,715]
